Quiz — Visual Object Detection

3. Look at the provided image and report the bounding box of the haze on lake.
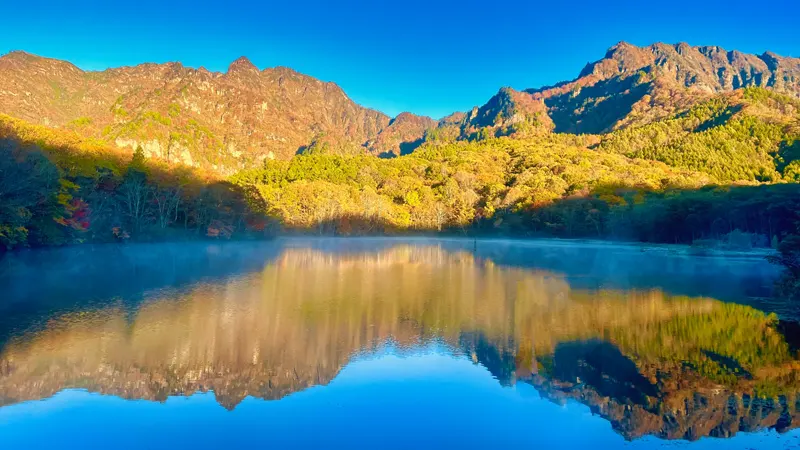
[1,238,799,449]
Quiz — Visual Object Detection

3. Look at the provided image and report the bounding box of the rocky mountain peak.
[227,56,259,74]
[674,41,693,54]
[0,50,43,62]
[389,111,431,126]
[605,41,635,55]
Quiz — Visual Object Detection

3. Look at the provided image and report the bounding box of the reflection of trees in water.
[1,245,798,439]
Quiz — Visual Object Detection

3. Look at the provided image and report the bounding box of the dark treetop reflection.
[0,238,798,448]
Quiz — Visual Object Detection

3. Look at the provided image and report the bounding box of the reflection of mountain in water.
[1,244,799,440]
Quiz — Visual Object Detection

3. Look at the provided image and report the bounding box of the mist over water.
[0,238,798,448]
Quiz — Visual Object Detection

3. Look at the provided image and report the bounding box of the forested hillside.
[229,87,800,242]
[599,88,800,182]
[0,114,268,249]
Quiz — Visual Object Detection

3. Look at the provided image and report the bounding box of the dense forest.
[1,87,799,297]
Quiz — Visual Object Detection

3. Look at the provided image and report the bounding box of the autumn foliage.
[0,114,269,249]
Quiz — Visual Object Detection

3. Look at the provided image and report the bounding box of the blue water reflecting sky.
[1,344,797,449]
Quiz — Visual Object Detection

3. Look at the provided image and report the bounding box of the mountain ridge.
[0,50,433,169]
[1,42,799,171]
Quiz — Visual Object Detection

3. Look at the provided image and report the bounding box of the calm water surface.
[1,238,799,449]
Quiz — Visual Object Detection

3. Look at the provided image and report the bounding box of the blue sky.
[1,0,798,119]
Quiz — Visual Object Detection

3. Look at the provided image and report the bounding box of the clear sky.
[1,0,798,119]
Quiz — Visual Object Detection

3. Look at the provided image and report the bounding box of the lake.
[1,238,799,449]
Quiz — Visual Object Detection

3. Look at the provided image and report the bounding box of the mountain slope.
[0,51,428,171]
[599,87,800,182]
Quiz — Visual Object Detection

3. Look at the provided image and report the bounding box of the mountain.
[525,41,800,134]
[1,43,798,170]
[415,42,800,140]
[0,51,431,171]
